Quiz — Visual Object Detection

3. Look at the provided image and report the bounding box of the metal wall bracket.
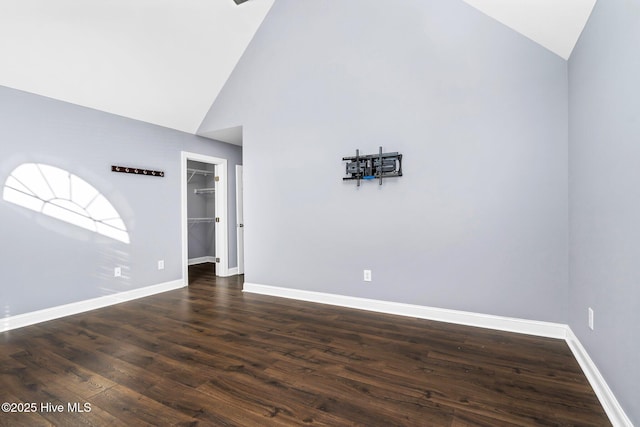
[342,147,402,186]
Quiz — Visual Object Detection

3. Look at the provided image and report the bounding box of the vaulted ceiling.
[463,0,597,60]
[0,0,596,144]
[0,0,274,134]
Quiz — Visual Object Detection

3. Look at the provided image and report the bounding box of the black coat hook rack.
[111,165,164,177]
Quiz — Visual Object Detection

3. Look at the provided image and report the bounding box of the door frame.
[181,151,229,283]
[235,165,244,275]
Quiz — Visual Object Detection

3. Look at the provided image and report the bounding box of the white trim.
[227,267,239,276]
[181,151,229,284]
[566,328,633,427]
[242,283,567,339]
[235,164,244,275]
[1,279,185,333]
[188,256,217,266]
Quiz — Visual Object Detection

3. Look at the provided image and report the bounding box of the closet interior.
[187,160,216,266]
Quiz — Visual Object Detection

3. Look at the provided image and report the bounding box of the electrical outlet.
[158,260,165,270]
[363,269,372,282]
[114,267,121,277]
[588,307,594,330]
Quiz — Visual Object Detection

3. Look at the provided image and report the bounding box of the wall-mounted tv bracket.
[342,147,402,186]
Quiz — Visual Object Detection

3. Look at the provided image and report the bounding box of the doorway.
[181,152,228,284]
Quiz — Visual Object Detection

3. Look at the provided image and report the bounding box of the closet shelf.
[187,168,214,176]
[187,167,215,183]
[188,217,216,223]
[194,188,216,195]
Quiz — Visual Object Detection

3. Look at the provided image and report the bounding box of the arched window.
[3,163,130,244]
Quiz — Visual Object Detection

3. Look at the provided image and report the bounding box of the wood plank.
[89,385,198,426]
[9,346,117,399]
[0,363,124,426]
[0,390,53,427]
[0,263,611,426]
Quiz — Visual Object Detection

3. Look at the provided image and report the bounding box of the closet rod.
[187,168,215,176]
[188,217,216,223]
[194,188,216,195]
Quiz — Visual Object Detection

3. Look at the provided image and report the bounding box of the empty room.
[0,0,637,425]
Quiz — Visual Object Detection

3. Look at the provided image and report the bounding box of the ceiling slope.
[463,0,597,59]
[0,0,274,134]
[0,0,595,138]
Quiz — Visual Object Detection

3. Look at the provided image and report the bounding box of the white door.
[236,165,244,275]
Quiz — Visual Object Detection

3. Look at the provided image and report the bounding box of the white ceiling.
[0,0,595,142]
[463,0,597,59]
[199,125,243,146]
[0,0,274,134]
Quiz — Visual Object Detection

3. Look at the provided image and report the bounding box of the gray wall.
[200,0,569,323]
[0,86,241,318]
[569,0,640,423]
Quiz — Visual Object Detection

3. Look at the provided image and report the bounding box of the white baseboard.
[227,267,239,276]
[243,282,632,426]
[188,256,216,265]
[1,279,185,333]
[242,283,567,339]
[565,328,633,427]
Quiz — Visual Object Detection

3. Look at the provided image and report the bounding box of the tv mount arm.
[342,147,402,186]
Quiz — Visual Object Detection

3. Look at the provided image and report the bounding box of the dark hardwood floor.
[1,264,610,426]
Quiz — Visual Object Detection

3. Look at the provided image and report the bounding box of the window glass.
[3,163,130,244]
